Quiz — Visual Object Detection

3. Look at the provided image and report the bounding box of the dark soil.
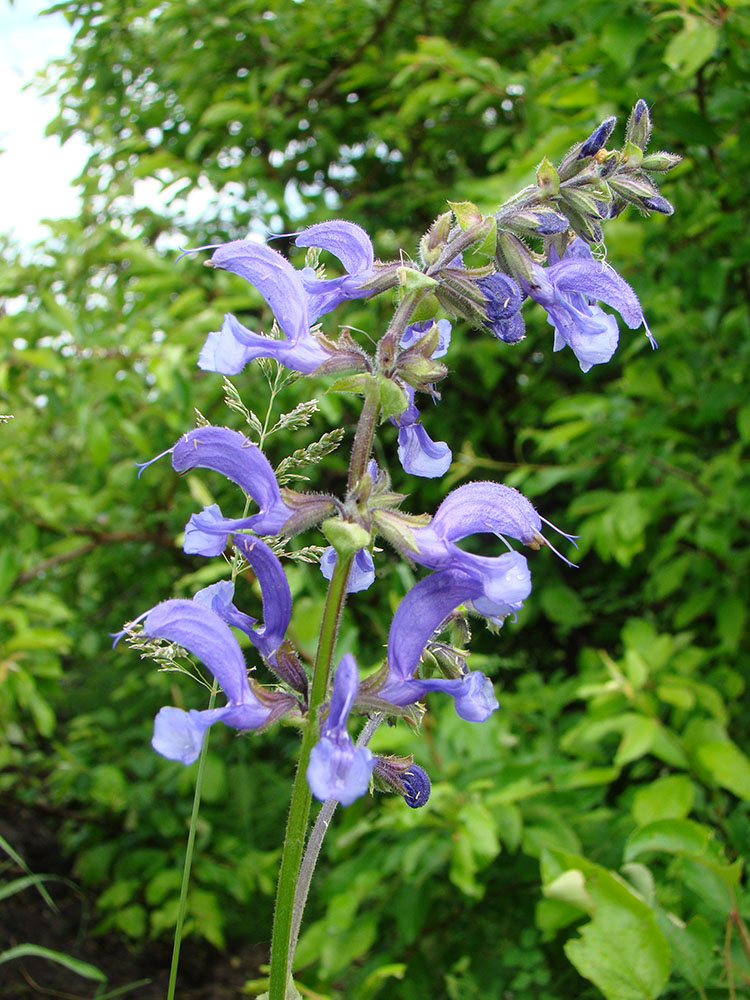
[0,804,266,1000]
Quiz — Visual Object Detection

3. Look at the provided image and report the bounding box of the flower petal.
[172,427,294,536]
[210,240,309,343]
[295,220,374,275]
[385,570,481,683]
[425,482,544,548]
[397,422,452,478]
[143,599,253,706]
[306,736,374,806]
[233,535,292,656]
[198,313,329,375]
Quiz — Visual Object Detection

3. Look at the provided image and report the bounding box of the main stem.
[267,550,354,1000]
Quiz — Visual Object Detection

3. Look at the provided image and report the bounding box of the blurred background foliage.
[2,0,750,997]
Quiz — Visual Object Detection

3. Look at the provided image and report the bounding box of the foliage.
[2,0,750,997]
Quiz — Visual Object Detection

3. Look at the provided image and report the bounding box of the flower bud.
[373,755,432,808]
[280,490,337,536]
[641,150,682,173]
[536,156,560,195]
[321,518,371,557]
[419,211,453,266]
[496,231,538,288]
[625,99,652,151]
[578,116,617,159]
[270,640,309,697]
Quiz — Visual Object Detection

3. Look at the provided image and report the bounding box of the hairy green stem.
[377,289,432,372]
[347,378,381,492]
[267,550,355,1000]
[269,374,384,999]
[166,684,217,1000]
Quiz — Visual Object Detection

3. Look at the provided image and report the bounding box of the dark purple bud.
[579,116,617,159]
[373,755,431,808]
[402,765,431,809]
[641,195,674,215]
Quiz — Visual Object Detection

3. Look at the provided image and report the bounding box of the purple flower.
[379,569,505,721]
[526,239,655,372]
[171,426,295,552]
[294,221,375,321]
[193,534,292,660]
[198,240,330,375]
[307,654,375,805]
[392,320,453,478]
[320,546,376,593]
[395,384,452,478]
[373,480,577,720]
[144,599,293,765]
[411,480,578,571]
[478,273,525,344]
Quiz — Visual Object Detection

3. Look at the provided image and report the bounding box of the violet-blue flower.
[411,480,578,572]
[525,239,655,372]
[392,320,453,478]
[170,426,295,552]
[194,534,292,660]
[294,220,375,321]
[198,240,330,375]
[378,569,504,721]
[307,654,375,805]
[144,599,293,765]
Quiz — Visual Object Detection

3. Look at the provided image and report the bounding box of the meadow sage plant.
[120,100,679,999]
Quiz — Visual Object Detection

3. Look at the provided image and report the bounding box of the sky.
[0,0,88,245]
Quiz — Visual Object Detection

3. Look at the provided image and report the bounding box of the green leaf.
[376,375,408,419]
[0,944,106,982]
[664,16,719,77]
[695,740,750,799]
[656,914,716,992]
[632,775,695,826]
[557,857,672,999]
[623,819,710,862]
[615,716,658,767]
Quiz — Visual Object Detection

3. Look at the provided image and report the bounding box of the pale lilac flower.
[320,547,376,593]
[307,654,375,805]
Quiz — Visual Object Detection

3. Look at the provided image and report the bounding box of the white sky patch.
[0,0,89,245]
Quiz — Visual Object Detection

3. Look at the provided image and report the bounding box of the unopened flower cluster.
[120,101,678,807]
